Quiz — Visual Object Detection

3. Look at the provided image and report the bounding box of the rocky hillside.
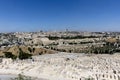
[0,46,57,56]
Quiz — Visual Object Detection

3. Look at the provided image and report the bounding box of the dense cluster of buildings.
[0,31,120,54]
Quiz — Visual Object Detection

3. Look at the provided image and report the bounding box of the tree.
[33,48,35,53]
[19,48,32,60]
[28,47,32,53]
[4,52,17,60]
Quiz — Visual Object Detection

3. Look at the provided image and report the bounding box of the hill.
[0,46,56,57]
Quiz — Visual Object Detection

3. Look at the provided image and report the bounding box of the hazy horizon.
[0,0,120,32]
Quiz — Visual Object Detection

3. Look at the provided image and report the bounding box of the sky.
[0,0,120,32]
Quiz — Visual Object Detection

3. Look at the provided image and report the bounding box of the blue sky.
[0,0,120,32]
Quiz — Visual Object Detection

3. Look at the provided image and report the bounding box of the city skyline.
[0,0,120,32]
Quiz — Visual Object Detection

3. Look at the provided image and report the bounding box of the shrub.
[28,47,32,52]
[11,74,33,80]
[19,48,32,60]
[33,48,35,52]
[4,52,17,60]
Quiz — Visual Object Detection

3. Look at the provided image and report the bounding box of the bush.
[28,47,32,52]
[4,52,17,60]
[11,74,33,80]
[85,77,94,80]
[19,48,32,60]
[33,48,35,53]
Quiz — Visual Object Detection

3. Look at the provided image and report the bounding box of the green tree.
[4,52,17,60]
[28,47,32,53]
[19,48,32,60]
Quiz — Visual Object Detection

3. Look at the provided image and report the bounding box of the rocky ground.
[0,53,120,80]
